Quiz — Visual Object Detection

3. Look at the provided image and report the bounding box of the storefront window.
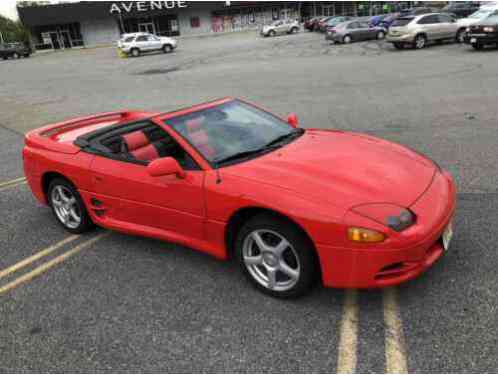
[190,17,200,28]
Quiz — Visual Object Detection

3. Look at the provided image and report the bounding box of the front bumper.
[319,170,457,289]
[464,33,498,45]
[325,33,342,42]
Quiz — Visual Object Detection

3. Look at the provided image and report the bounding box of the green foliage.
[0,14,31,44]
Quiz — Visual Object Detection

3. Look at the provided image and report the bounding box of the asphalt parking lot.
[1,30,497,372]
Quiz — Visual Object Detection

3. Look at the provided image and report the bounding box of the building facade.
[17,1,417,50]
[18,1,301,50]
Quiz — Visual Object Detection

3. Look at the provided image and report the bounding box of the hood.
[223,130,436,210]
[457,17,480,26]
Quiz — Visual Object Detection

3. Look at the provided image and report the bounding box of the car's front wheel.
[236,214,317,298]
[130,48,140,57]
[163,44,173,53]
[343,35,352,44]
[12,52,20,59]
[456,28,466,43]
[376,30,385,40]
[393,42,404,50]
[472,43,484,50]
[269,30,276,37]
[48,178,94,234]
[413,34,427,49]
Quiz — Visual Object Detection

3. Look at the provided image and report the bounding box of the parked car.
[323,16,353,32]
[455,6,498,42]
[117,32,177,57]
[260,19,300,37]
[442,2,480,18]
[304,17,321,31]
[22,98,456,298]
[464,14,498,49]
[387,13,460,49]
[316,16,333,32]
[0,42,32,60]
[326,20,387,44]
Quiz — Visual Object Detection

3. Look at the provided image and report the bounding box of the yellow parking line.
[0,177,26,188]
[0,232,108,296]
[337,289,359,373]
[383,287,408,374]
[0,180,27,192]
[0,235,80,280]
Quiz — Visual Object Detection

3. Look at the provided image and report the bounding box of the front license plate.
[442,222,454,251]
[470,38,477,44]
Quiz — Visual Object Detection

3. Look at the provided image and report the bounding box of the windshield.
[468,9,493,18]
[164,100,302,167]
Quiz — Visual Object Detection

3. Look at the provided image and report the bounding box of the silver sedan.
[325,20,387,43]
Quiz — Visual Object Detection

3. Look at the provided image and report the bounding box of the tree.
[0,14,31,44]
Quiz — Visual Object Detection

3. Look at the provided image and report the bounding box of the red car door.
[86,123,206,242]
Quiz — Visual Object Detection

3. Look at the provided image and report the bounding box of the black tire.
[2,56,7,60]
[456,28,466,43]
[376,30,385,40]
[162,44,172,53]
[343,34,352,44]
[12,52,20,59]
[235,214,318,298]
[24,53,30,58]
[472,43,484,50]
[48,178,94,234]
[130,48,140,57]
[413,34,427,49]
[290,27,299,34]
[393,42,404,50]
[269,30,276,37]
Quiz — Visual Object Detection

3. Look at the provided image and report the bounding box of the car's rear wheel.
[290,27,299,34]
[12,52,20,59]
[269,30,276,37]
[393,42,404,50]
[413,34,427,49]
[162,44,172,53]
[236,214,317,298]
[130,48,140,57]
[343,34,352,44]
[376,30,385,40]
[48,178,94,234]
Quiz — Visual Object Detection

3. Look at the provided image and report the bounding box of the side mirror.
[147,157,186,179]
[287,113,299,128]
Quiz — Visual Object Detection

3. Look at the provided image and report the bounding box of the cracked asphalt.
[0,30,497,372]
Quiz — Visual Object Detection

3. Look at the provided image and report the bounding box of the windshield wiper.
[264,128,305,148]
[213,148,270,167]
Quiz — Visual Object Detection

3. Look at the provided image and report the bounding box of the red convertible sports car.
[23,98,456,298]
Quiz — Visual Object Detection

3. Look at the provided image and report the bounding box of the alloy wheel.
[242,229,300,292]
[51,185,82,229]
[415,35,426,49]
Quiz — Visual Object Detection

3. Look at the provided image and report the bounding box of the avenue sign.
[109,1,188,14]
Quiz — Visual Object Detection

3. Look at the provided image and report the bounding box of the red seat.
[122,131,159,162]
[186,118,215,159]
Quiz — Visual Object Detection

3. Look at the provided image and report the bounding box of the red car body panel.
[23,98,456,288]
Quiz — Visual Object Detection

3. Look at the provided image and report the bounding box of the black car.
[442,2,480,19]
[465,16,498,49]
[0,42,32,60]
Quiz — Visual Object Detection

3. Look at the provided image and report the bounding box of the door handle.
[94,176,104,183]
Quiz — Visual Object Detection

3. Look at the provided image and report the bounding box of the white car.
[117,32,177,57]
[260,19,300,37]
[455,6,498,42]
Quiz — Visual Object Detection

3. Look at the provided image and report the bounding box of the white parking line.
[337,289,359,373]
[383,287,408,373]
[0,177,27,192]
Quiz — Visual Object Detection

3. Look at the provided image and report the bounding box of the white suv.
[118,33,177,57]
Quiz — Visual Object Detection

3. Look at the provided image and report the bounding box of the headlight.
[348,227,386,243]
[483,26,496,32]
[352,203,416,232]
